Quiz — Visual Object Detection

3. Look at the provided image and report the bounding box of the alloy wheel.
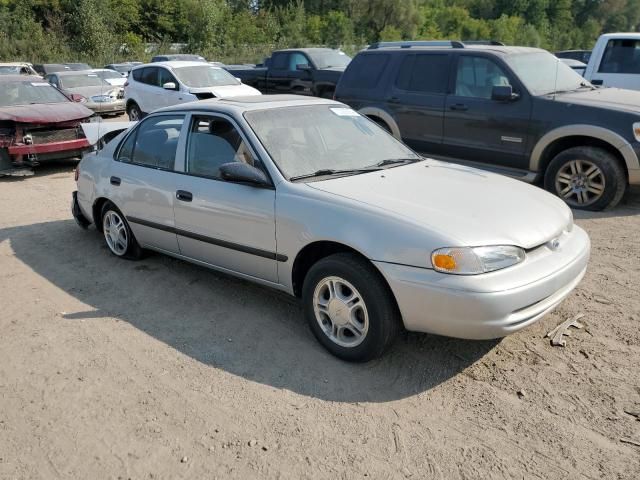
[555,159,605,207]
[103,210,128,256]
[312,276,369,348]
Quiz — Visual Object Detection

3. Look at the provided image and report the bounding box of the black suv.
[335,42,640,210]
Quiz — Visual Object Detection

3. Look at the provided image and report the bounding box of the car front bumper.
[374,226,590,340]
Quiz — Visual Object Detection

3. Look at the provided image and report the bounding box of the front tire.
[544,146,626,210]
[302,253,400,362]
[100,201,143,260]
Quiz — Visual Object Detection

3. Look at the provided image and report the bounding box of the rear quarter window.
[132,68,143,82]
[340,53,390,90]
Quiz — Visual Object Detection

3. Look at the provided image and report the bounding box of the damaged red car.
[0,75,94,176]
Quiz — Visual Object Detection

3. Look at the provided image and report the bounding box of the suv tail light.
[74,166,79,182]
[124,81,129,87]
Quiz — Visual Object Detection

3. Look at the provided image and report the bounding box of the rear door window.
[141,67,159,87]
[395,54,449,94]
[599,39,640,73]
[340,53,390,90]
[117,115,184,169]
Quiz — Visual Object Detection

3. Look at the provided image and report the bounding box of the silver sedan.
[72,95,590,361]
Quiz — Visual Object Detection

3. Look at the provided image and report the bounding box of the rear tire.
[544,146,626,211]
[100,201,143,260]
[302,253,401,362]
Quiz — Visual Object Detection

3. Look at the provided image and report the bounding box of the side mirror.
[235,77,242,83]
[219,162,270,187]
[296,63,311,71]
[491,85,519,102]
[163,82,177,90]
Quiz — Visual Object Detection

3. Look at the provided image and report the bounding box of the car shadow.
[0,219,499,403]
[0,159,79,182]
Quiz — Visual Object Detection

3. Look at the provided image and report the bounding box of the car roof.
[274,48,340,54]
[157,94,341,115]
[360,45,544,56]
[133,61,221,70]
[52,70,99,76]
[598,32,640,40]
[0,62,30,67]
[0,75,46,83]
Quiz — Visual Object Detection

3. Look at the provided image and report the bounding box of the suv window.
[140,67,159,86]
[132,68,143,82]
[455,56,511,99]
[158,68,177,88]
[396,54,448,94]
[117,115,184,169]
[271,53,288,70]
[341,53,389,90]
[599,39,640,74]
[288,52,309,70]
[186,116,257,179]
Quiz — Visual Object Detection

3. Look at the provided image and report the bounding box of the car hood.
[0,102,93,123]
[555,87,640,113]
[307,160,572,249]
[189,84,261,97]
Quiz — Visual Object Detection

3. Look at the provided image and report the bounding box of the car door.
[137,66,163,113]
[108,114,185,253]
[590,38,640,89]
[172,113,278,283]
[267,51,314,95]
[442,54,532,170]
[386,53,449,155]
[157,67,186,107]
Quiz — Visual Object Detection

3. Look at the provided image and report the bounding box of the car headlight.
[633,122,640,142]
[431,245,525,275]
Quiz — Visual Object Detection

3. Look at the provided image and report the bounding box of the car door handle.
[591,79,603,86]
[176,190,193,202]
[449,104,469,111]
[110,176,121,186]
[387,96,400,103]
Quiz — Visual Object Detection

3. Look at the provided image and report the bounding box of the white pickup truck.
[583,33,640,90]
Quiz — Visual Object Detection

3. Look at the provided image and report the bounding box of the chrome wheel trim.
[555,159,605,207]
[313,276,369,348]
[103,210,128,256]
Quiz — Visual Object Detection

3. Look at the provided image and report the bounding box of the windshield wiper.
[370,158,423,168]
[290,167,382,181]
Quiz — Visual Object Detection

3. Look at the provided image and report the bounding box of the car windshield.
[309,50,351,69]
[505,51,591,96]
[245,105,420,180]
[108,65,131,73]
[61,73,106,88]
[97,70,122,80]
[0,81,70,107]
[173,65,239,87]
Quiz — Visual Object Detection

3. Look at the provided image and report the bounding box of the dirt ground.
[1,153,639,479]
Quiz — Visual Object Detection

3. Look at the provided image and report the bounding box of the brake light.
[74,166,79,182]
[124,81,129,88]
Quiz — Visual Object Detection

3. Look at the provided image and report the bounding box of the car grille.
[27,127,83,145]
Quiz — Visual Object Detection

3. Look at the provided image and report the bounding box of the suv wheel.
[127,102,142,121]
[302,253,400,362]
[544,146,626,211]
